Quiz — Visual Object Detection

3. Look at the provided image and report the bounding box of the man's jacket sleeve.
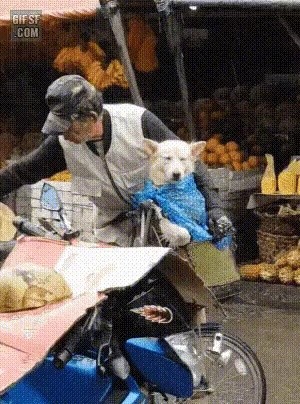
[194,161,224,218]
[0,135,67,198]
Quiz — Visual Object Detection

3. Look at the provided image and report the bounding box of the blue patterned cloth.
[132,174,231,250]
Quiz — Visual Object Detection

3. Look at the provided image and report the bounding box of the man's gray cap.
[42,75,103,135]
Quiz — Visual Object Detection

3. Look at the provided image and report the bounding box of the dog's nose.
[172,172,181,181]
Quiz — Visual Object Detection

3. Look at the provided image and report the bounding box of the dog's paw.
[159,218,191,247]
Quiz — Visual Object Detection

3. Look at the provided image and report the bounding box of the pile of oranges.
[48,170,72,182]
[200,135,265,171]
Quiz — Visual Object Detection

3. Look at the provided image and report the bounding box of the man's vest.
[59,103,149,245]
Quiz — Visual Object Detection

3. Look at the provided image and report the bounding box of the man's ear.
[144,139,159,156]
[191,141,206,159]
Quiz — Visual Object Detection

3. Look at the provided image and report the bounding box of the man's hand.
[208,213,236,240]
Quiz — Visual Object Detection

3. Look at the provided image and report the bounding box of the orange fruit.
[242,161,251,170]
[248,155,260,168]
[232,161,243,171]
[229,150,243,162]
[206,137,220,152]
[225,141,239,152]
[219,153,231,165]
[215,144,226,155]
[206,152,218,165]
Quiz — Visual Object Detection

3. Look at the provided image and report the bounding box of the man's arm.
[0,135,67,198]
[141,110,178,141]
[194,162,235,237]
[194,161,224,215]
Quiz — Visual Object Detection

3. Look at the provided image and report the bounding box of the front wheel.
[200,330,266,404]
[151,329,266,404]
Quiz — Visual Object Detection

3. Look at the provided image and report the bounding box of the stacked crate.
[15,180,95,240]
[208,167,263,221]
[71,192,95,240]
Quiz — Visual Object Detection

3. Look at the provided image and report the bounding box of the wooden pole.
[99,0,144,107]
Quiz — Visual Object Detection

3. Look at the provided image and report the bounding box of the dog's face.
[144,139,206,186]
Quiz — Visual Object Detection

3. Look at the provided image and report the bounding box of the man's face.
[64,116,103,144]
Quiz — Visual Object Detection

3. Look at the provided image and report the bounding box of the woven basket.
[254,206,300,236]
[257,230,299,263]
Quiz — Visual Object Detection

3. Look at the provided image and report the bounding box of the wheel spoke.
[201,332,265,403]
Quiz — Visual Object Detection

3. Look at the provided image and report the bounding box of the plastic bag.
[261,154,276,194]
[0,262,72,312]
[133,174,213,242]
[278,159,298,195]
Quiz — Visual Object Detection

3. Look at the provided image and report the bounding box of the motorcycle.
[0,182,266,403]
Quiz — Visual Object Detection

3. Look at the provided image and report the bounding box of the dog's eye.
[180,158,187,161]
[164,156,172,161]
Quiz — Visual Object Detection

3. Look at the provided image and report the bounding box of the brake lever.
[38,218,80,242]
[38,218,64,237]
[62,230,81,241]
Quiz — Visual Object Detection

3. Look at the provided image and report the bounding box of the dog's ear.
[191,141,206,159]
[143,139,159,156]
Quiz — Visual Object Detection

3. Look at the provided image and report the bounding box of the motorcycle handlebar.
[53,329,82,369]
[13,216,47,237]
[0,240,17,260]
[0,216,58,261]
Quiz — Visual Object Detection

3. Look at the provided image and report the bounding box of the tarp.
[0,1,98,26]
[1,0,298,24]
[1,0,296,26]
[172,0,299,4]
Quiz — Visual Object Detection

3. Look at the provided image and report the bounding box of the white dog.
[143,139,206,247]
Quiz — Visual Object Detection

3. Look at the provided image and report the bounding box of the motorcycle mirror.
[40,182,62,212]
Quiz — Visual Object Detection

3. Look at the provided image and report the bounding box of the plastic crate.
[208,167,263,193]
[15,180,95,238]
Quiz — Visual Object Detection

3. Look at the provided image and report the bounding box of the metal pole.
[154,0,196,140]
[99,0,144,107]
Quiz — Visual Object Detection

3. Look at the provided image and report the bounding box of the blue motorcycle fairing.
[0,355,144,404]
[125,337,194,399]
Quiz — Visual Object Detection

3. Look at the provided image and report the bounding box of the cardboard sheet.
[55,246,170,296]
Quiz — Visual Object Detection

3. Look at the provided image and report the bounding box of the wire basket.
[254,205,300,236]
[257,230,299,263]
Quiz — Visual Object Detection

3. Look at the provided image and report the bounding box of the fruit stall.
[242,160,300,286]
[0,1,300,267]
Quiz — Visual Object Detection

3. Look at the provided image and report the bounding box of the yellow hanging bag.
[278,159,299,195]
[261,154,277,194]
